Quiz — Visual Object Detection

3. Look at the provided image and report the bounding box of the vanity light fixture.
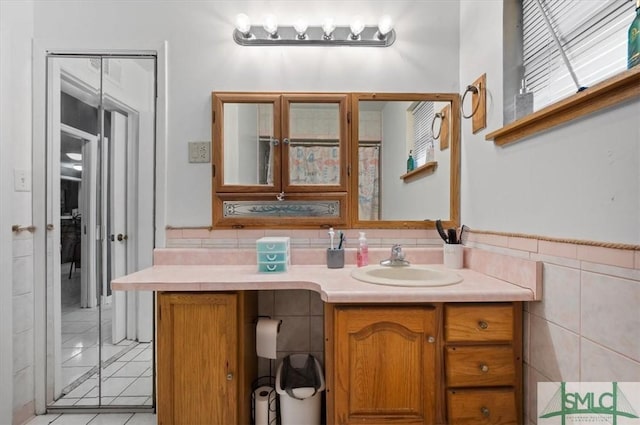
[66,152,82,161]
[232,13,395,47]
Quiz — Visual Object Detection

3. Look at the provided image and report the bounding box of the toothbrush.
[337,231,345,250]
[328,227,335,250]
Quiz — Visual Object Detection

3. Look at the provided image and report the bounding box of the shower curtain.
[358,146,380,220]
[289,145,340,185]
[285,144,379,219]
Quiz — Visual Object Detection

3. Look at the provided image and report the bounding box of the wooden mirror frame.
[349,93,461,230]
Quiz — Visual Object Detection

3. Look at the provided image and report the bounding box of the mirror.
[222,102,275,186]
[351,93,460,228]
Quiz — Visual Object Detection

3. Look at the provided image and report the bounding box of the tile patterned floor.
[25,413,156,425]
[55,264,153,407]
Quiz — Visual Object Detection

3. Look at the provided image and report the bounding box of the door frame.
[32,42,168,413]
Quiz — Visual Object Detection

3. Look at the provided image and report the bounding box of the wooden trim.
[439,104,451,150]
[486,67,640,146]
[400,160,438,181]
[471,73,487,134]
[324,303,335,424]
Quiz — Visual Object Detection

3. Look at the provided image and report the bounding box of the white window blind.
[523,0,635,110]
[412,102,434,167]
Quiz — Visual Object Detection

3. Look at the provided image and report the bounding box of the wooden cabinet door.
[157,292,238,425]
[333,306,439,424]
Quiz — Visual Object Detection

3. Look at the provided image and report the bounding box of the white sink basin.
[351,265,463,287]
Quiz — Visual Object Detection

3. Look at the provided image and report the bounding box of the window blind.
[523,0,635,110]
[412,102,434,167]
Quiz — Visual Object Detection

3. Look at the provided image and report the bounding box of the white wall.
[0,1,35,423]
[380,101,450,220]
[459,1,640,245]
[33,0,461,227]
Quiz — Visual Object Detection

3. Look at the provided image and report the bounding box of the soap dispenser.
[356,232,369,267]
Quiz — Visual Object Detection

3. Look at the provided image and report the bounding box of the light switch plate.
[188,141,210,163]
[14,169,30,192]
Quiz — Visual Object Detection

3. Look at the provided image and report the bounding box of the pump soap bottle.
[357,232,369,267]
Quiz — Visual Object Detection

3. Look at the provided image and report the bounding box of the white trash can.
[275,354,325,425]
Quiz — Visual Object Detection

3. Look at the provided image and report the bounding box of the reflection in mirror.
[223,103,274,185]
[356,98,455,223]
[288,103,340,186]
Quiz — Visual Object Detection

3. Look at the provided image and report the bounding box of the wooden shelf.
[401,161,437,182]
[486,67,640,146]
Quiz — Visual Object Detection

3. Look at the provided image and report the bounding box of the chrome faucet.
[380,244,411,267]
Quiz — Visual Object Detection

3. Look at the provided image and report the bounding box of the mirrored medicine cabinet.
[211,92,460,229]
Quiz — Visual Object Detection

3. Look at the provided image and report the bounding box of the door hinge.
[212,110,216,124]
[212,164,216,177]
[347,164,351,177]
[347,111,351,124]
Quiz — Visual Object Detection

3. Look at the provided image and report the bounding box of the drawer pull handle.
[479,364,489,373]
[480,407,490,418]
[266,264,277,271]
[478,320,489,330]
[427,336,435,343]
[266,254,277,261]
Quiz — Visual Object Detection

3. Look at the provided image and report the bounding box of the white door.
[110,111,128,344]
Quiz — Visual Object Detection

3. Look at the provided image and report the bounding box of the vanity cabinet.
[328,305,440,425]
[326,302,522,425]
[156,292,257,425]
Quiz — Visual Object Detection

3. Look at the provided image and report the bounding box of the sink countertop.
[111,263,536,303]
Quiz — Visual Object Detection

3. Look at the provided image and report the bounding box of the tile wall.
[13,231,35,424]
[465,233,640,425]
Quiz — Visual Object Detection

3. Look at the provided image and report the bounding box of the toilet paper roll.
[256,318,279,359]
[253,386,275,425]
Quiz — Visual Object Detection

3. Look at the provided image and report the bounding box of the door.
[333,305,439,424]
[157,292,238,424]
[45,54,156,409]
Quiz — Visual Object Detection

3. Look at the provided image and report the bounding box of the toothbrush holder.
[326,248,345,269]
[443,243,463,269]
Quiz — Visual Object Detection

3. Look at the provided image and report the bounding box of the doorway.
[45,54,156,409]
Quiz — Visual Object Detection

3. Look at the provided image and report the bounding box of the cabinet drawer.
[445,345,515,387]
[256,241,288,252]
[445,304,513,342]
[257,252,287,262]
[258,262,288,273]
[447,389,518,425]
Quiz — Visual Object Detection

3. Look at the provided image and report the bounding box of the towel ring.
[431,112,444,139]
[461,83,480,119]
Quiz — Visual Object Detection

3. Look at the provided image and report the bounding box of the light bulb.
[322,18,336,39]
[72,164,83,171]
[262,14,278,37]
[377,15,393,38]
[293,18,308,39]
[66,153,82,161]
[350,16,365,39]
[235,13,251,36]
